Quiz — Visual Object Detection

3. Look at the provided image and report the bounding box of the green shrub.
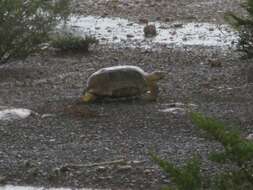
[225,0,253,58]
[150,153,202,190]
[192,113,253,190]
[0,0,70,64]
[151,113,253,190]
[50,34,98,52]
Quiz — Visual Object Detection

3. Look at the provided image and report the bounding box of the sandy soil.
[0,0,253,190]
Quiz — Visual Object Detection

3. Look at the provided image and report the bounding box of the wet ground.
[59,15,238,48]
[1,0,253,190]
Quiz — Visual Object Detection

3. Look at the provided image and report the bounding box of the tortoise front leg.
[81,92,97,103]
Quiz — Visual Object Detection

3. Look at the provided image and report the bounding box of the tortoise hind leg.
[142,83,159,101]
[81,92,97,103]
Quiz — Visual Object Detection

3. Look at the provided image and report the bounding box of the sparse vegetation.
[225,0,253,58]
[0,0,71,64]
[151,113,253,190]
[150,153,202,190]
[50,34,98,52]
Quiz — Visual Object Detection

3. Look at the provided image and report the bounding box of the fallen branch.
[62,159,126,169]
[60,159,146,171]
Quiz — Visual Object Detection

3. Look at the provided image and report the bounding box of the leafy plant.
[0,0,71,64]
[151,113,253,190]
[150,152,202,190]
[225,0,253,57]
[50,34,98,52]
[191,113,253,190]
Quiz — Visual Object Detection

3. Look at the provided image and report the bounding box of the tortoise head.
[147,71,166,82]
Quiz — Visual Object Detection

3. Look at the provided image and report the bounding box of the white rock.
[0,108,32,121]
[246,133,253,141]
[159,107,185,114]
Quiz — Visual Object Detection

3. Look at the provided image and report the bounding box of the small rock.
[126,34,134,38]
[156,17,161,21]
[98,176,112,180]
[246,133,253,140]
[41,114,55,118]
[208,59,222,67]
[0,176,6,184]
[28,167,40,177]
[0,108,32,121]
[117,165,132,171]
[159,25,169,29]
[247,66,253,83]
[159,107,185,114]
[170,31,177,35]
[131,160,143,164]
[182,37,187,41]
[165,17,171,22]
[97,166,107,172]
[139,18,149,24]
[23,160,36,168]
[144,169,152,174]
[144,24,157,37]
[173,23,183,28]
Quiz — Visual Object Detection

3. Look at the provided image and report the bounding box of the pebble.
[117,165,132,171]
[139,18,149,24]
[246,133,253,140]
[173,23,183,28]
[126,34,134,38]
[97,166,107,172]
[247,66,253,83]
[208,59,222,67]
[0,175,6,184]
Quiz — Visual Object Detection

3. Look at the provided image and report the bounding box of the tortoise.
[81,65,164,102]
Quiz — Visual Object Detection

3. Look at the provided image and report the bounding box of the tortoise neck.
[146,73,158,83]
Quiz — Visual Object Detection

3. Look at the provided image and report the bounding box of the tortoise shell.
[86,66,148,97]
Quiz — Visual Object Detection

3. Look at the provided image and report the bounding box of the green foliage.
[50,34,98,52]
[152,113,253,190]
[150,152,202,190]
[191,113,253,165]
[212,169,253,190]
[225,0,253,58]
[0,0,71,64]
[191,113,253,189]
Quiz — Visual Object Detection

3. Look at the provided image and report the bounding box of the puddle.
[58,15,238,48]
[0,185,108,190]
[0,107,32,121]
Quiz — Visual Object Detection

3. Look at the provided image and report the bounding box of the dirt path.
[0,1,253,190]
[74,0,244,23]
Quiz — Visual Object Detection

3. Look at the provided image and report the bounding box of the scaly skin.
[81,92,97,103]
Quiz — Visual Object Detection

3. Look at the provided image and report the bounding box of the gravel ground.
[1,0,253,190]
[73,0,245,23]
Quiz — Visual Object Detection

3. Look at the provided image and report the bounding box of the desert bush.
[150,153,202,190]
[0,0,70,64]
[50,34,98,52]
[151,113,253,190]
[225,0,253,58]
